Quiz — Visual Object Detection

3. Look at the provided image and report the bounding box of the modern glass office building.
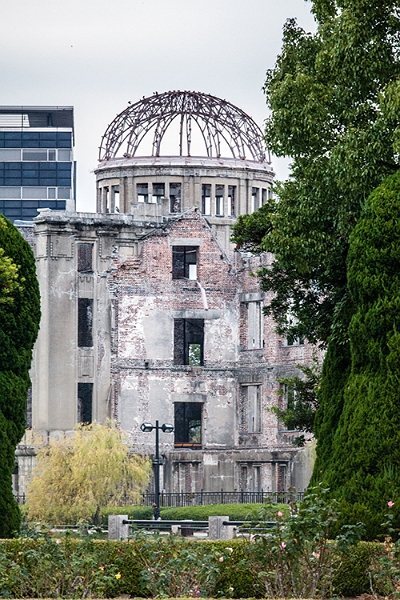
[0,106,75,222]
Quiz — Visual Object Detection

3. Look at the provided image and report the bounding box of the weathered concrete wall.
[19,201,318,496]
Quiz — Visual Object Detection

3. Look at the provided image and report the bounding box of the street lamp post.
[140,420,174,515]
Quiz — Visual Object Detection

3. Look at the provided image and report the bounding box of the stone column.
[108,515,129,540]
[208,516,235,540]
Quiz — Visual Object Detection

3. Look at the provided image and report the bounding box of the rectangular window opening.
[286,334,304,346]
[78,382,93,424]
[174,318,204,366]
[174,402,202,447]
[77,243,93,273]
[215,184,224,216]
[227,185,236,217]
[153,182,165,203]
[247,301,263,349]
[78,298,93,347]
[241,384,262,433]
[169,182,181,212]
[172,245,198,280]
[262,189,267,205]
[202,184,211,215]
[137,182,148,203]
[282,383,296,411]
[251,187,259,213]
[111,185,120,212]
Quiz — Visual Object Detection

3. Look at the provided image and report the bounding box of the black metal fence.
[14,489,303,507]
[139,490,303,507]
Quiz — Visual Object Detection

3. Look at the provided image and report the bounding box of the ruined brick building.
[15,92,315,497]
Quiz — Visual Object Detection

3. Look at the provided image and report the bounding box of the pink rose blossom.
[280,542,286,550]
[219,556,224,562]
[388,501,394,508]
[277,511,283,518]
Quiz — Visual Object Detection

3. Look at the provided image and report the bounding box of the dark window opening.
[202,184,211,215]
[174,402,202,447]
[174,318,204,366]
[262,189,267,205]
[277,463,287,492]
[78,382,93,424]
[169,182,181,212]
[282,383,296,410]
[251,187,259,212]
[78,298,93,347]
[153,182,165,202]
[137,182,148,203]
[287,334,304,346]
[77,243,93,273]
[215,184,224,216]
[172,245,198,280]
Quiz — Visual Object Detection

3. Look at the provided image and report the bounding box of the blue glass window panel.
[39,132,56,140]
[4,201,22,208]
[4,141,21,148]
[5,132,22,140]
[21,208,39,218]
[6,163,22,170]
[56,139,71,148]
[43,162,56,170]
[39,139,56,148]
[39,133,57,148]
[21,170,38,178]
[56,201,66,209]
[57,162,72,171]
[40,178,57,186]
[22,201,40,208]
[57,133,72,148]
[22,133,40,147]
[2,208,22,217]
[38,200,57,208]
[23,132,40,141]
[22,139,40,148]
[56,178,71,186]
[5,178,23,186]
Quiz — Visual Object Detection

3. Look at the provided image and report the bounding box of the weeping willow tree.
[26,422,152,526]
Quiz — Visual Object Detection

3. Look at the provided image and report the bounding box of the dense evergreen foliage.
[316,171,400,537]
[0,216,40,537]
[232,0,400,345]
[231,0,400,513]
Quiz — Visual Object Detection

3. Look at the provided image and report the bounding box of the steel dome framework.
[99,91,269,163]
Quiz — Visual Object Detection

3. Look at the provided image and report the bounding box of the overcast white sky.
[1,0,316,212]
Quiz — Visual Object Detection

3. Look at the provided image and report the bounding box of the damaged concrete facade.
[16,92,316,497]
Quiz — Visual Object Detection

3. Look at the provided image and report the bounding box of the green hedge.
[0,536,384,598]
[101,502,288,525]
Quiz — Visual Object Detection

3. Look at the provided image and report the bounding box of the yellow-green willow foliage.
[26,421,152,526]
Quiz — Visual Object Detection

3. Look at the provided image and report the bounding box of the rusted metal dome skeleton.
[99,91,269,163]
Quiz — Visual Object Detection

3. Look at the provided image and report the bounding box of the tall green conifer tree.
[319,171,400,536]
[0,216,40,537]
